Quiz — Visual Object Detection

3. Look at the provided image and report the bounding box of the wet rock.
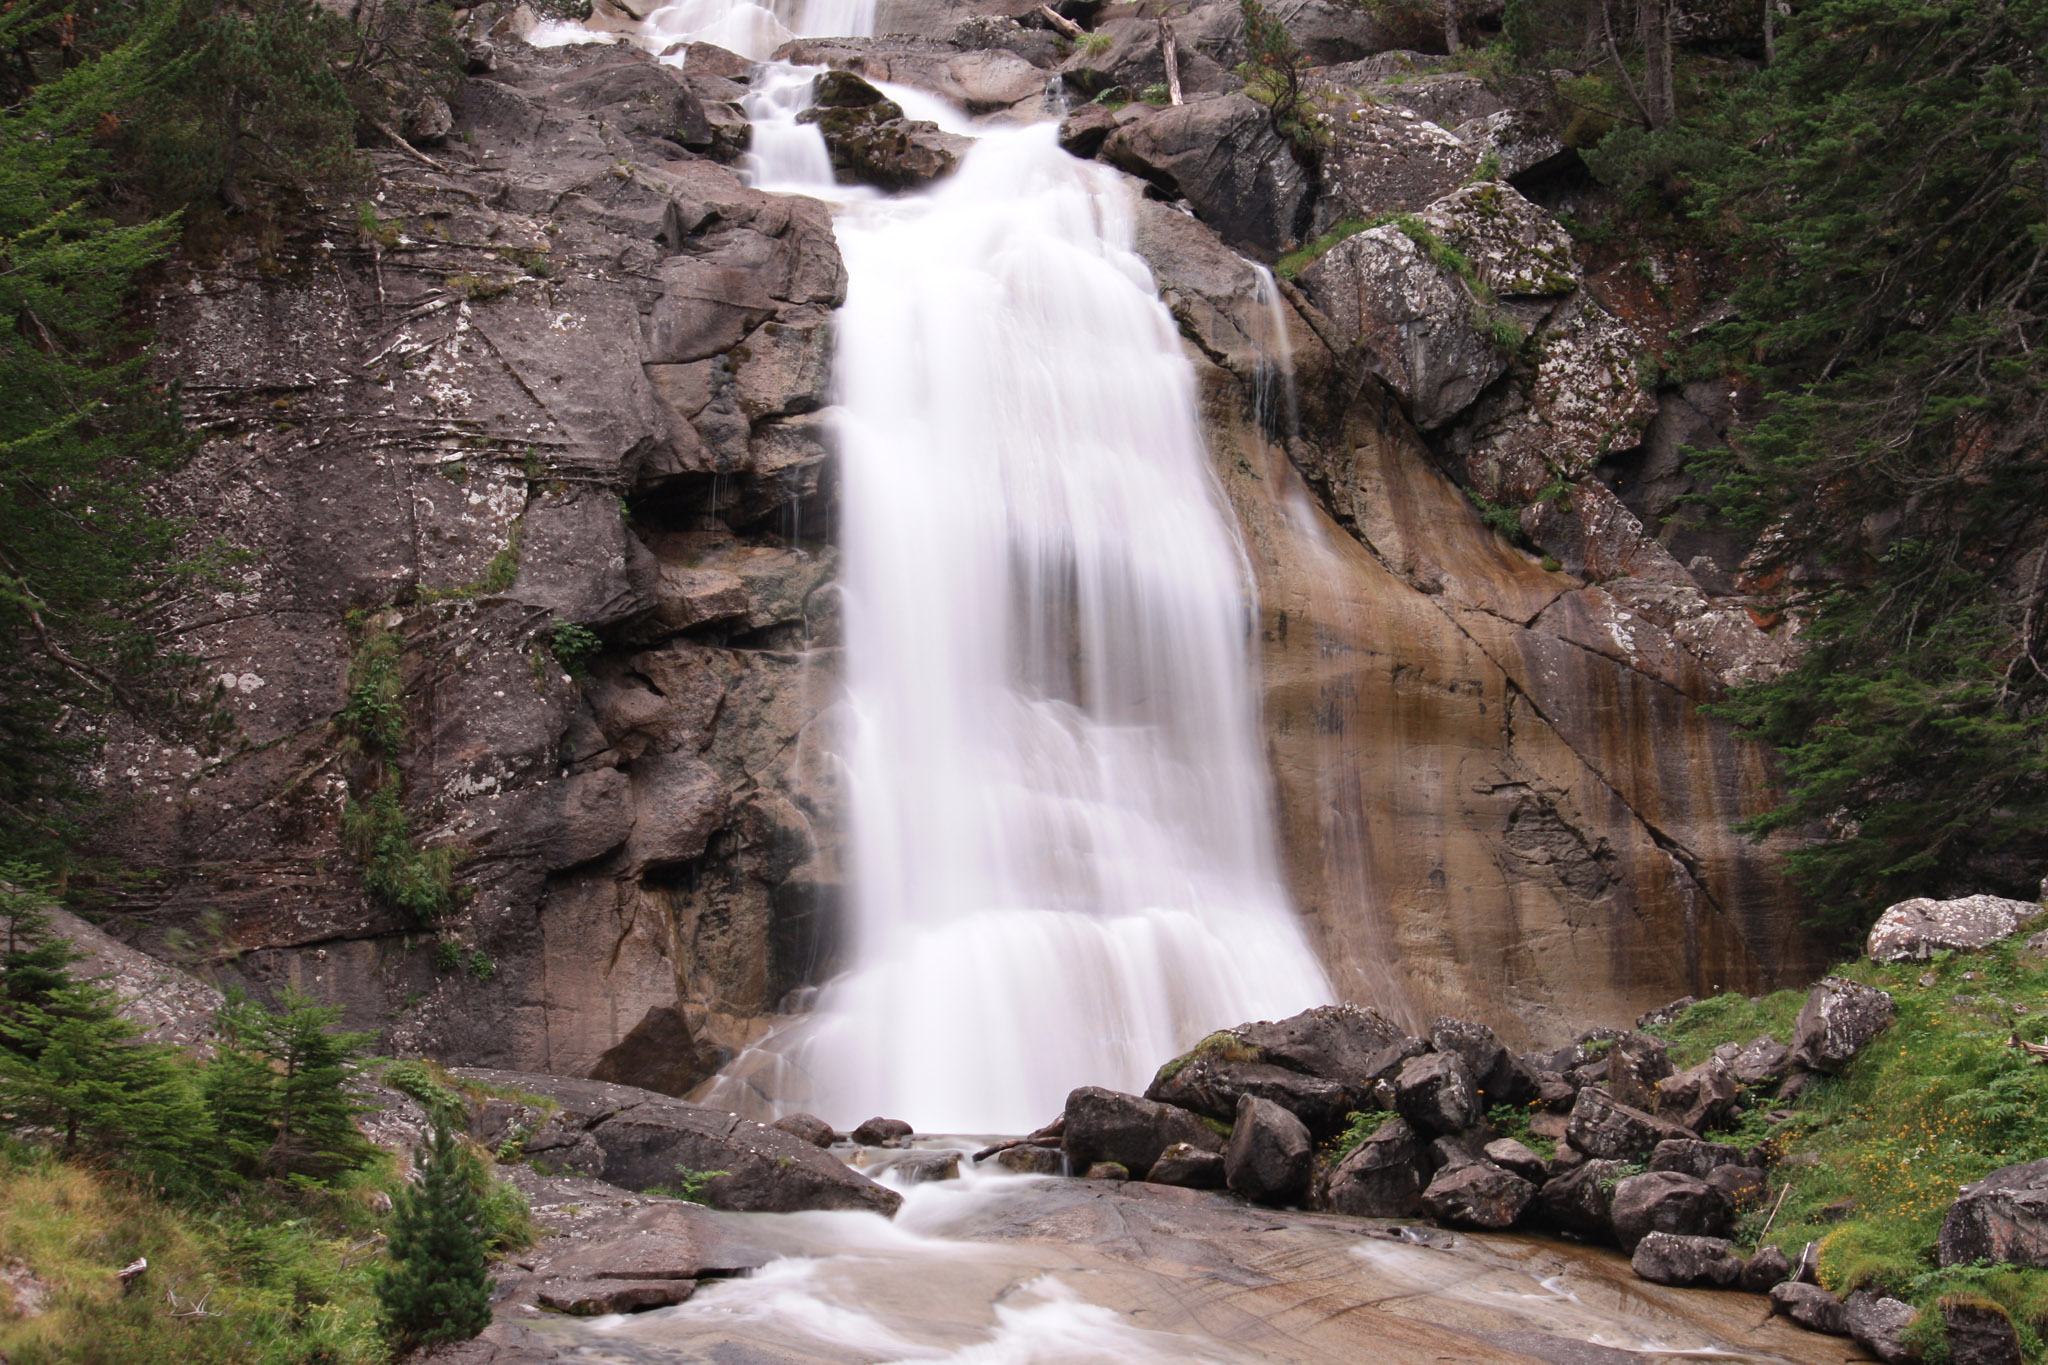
[1147,1142,1226,1189]
[1610,1171,1732,1255]
[1789,977,1896,1074]
[1604,1030,1673,1111]
[1630,1232,1742,1287]
[1056,102,1117,159]
[1654,1056,1742,1133]
[1390,1051,1478,1138]
[877,1150,960,1183]
[456,1070,901,1216]
[1064,1086,1223,1176]
[853,1117,914,1146]
[1084,1161,1130,1181]
[1320,1117,1429,1217]
[993,1145,1064,1175]
[537,1278,695,1314]
[1566,1086,1695,1162]
[1536,1158,1625,1240]
[1741,1244,1792,1292]
[799,98,971,190]
[772,1112,837,1148]
[1843,1289,1919,1363]
[1224,1094,1312,1204]
[1481,1138,1547,1183]
[1941,1157,2048,1267]
[1945,1299,2024,1364]
[1867,893,2039,962]
[1099,94,1311,257]
[1420,1160,1535,1230]
[1647,1138,1746,1179]
[1770,1281,1847,1335]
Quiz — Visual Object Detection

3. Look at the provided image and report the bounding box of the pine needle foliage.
[378,1119,494,1353]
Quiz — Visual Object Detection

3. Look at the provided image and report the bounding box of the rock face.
[455,1069,900,1215]
[1941,1158,2048,1268]
[1788,978,1896,1074]
[1867,894,2038,962]
[1100,95,1312,257]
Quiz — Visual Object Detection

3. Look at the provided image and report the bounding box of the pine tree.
[378,1120,494,1353]
[205,990,375,1182]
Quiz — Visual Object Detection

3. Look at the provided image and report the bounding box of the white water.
[641,0,869,62]
[697,101,1333,1132]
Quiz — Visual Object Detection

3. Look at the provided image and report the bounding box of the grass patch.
[1275,218,1369,279]
[1486,1102,1557,1161]
[1662,932,2048,1349]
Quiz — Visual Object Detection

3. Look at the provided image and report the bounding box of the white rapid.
[704,115,1333,1134]
[641,0,869,62]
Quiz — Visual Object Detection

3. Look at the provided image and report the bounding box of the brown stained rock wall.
[1130,196,1826,1044]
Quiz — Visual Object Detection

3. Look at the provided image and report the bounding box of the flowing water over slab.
[526,1166,1859,1364]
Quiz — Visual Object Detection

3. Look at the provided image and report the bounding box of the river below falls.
[521,1157,1862,1364]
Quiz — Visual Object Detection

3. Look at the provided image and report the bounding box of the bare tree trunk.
[1762,0,1775,62]
[1158,16,1183,104]
[1638,0,1674,128]
[1442,0,1462,52]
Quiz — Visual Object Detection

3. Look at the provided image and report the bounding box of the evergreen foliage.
[206,990,376,1182]
[378,1119,494,1353]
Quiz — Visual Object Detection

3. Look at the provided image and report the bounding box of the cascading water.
[702,113,1333,1133]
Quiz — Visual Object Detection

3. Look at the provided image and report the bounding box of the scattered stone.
[1566,1086,1696,1162]
[1063,1086,1224,1176]
[851,1117,914,1146]
[1740,1244,1792,1292]
[1866,893,2039,962]
[993,1145,1064,1176]
[1770,1280,1847,1335]
[1629,1232,1742,1287]
[1653,1056,1741,1133]
[771,1113,836,1148]
[1788,977,1896,1074]
[537,1278,695,1315]
[1321,1117,1430,1218]
[1084,1161,1130,1181]
[1725,1036,1792,1088]
[1421,1160,1536,1230]
[1147,1142,1226,1189]
[1609,1172,1732,1255]
[1647,1139,1746,1179]
[1941,1157,2048,1267]
[1635,996,1697,1033]
[1393,1051,1481,1137]
[1224,1094,1312,1205]
[1944,1299,2024,1365]
[1536,1159,1625,1241]
[1482,1137,1547,1183]
[1604,1031,1674,1111]
[0,1256,51,1319]
[1843,1289,1919,1364]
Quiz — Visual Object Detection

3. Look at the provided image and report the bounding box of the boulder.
[1536,1159,1626,1240]
[1482,1137,1547,1183]
[853,1117,914,1146]
[1605,1031,1673,1111]
[1630,1232,1743,1287]
[1566,1086,1695,1162]
[1056,102,1118,159]
[1063,1086,1223,1175]
[876,1150,959,1183]
[452,1070,901,1217]
[1770,1281,1847,1335]
[1147,1047,1362,1134]
[1420,1161,1535,1230]
[1705,1164,1766,1209]
[1147,1142,1226,1189]
[537,1278,695,1314]
[1741,1244,1792,1292]
[1084,1161,1130,1181]
[1393,1051,1481,1137]
[1224,1094,1312,1204]
[771,1113,836,1148]
[1635,996,1698,1034]
[1944,1299,2024,1365]
[1788,977,1896,1074]
[993,1145,1064,1176]
[800,104,972,190]
[1242,1004,1408,1083]
[1647,1139,1746,1179]
[1610,1172,1732,1255]
[1099,94,1311,256]
[1725,1036,1792,1088]
[1843,1289,1919,1364]
[1428,1016,1524,1102]
[1321,1117,1430,1218]
[1654,1056,1742,1132]
[1867,893,2039,962]
[1941,1157,2048,1268]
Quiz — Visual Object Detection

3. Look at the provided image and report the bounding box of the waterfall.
[698,109,1333,1133]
